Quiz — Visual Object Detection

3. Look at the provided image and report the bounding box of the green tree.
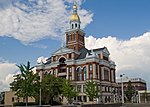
[125,81,135,102]
[10,61,40,106]
[85,80,99,101]
[41,74,63,105]
[61,80,78,104]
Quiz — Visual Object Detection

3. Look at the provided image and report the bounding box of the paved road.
[124,103,150,107]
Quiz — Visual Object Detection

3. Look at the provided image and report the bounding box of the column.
[100,53,103,59]
[51,57,53,62]
[55,69,58,77]
[72,53,74,60]
[97,65,100,80]
[72,66,75,80]
[66,67,69,80]
[67,54,69,59]
[139,93,141,103]
[86,96,89,102]
[108,69,110,81]
[86,65,89,79]
[55,56,58,61]
[93,64,96,79]
[102,67,104,80]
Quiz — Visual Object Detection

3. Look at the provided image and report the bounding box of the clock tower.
[66,3,85,51]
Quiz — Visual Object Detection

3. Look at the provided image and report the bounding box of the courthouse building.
[36,4,117,103]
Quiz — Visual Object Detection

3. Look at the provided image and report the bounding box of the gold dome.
[70,14,80,22]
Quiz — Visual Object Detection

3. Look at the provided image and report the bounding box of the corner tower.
[66,3,85,51]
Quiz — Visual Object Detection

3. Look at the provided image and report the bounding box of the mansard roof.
[77,48,90,59]
[76,47,110,60]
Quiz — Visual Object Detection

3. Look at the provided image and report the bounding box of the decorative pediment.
[51,47,80,56]
[103,47,110,55]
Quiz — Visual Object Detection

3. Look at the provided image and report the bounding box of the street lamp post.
[120,74,125,106]
[39,70,42,106]
[39,62,44,106]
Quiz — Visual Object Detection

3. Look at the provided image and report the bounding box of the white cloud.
[0,0,93,44]
[85,32,150,87]
[0,58,18,92]
[37,56,48,64]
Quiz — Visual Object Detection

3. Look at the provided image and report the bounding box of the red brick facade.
[36,4,117,103]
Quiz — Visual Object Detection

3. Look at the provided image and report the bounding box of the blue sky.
[0,0,150,91]
[84,0,150,39]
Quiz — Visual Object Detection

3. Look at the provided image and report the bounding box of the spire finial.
[74,0,76,5]
[73,1,77,10]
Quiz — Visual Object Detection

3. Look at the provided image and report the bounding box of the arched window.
[72,24,74,29]
[77,67,82,81]
[59,57,66,64]
[75,23,77,28]
[83,67,86,80]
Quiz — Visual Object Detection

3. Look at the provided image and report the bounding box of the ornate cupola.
[66,3,85,51]
[70,3,81,29]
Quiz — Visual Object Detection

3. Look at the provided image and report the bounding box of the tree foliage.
[125,81,135,102]
[85,80,99,101]
[10,61,40,106]
[61,80,78,104]
[41,74,63,105]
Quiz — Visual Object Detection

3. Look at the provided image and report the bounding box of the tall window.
[83,85,86,93]
[89,65,92,71]
[83,67,87,80]
[104,69,109,81]
[69,67,72,72]
[69,53,72,59]
[69,76,72,80]
[68,36,71,41]
[77,67,82,81]
[77,85,82,92]
[12,97,14,102]
[90,73,93,79]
